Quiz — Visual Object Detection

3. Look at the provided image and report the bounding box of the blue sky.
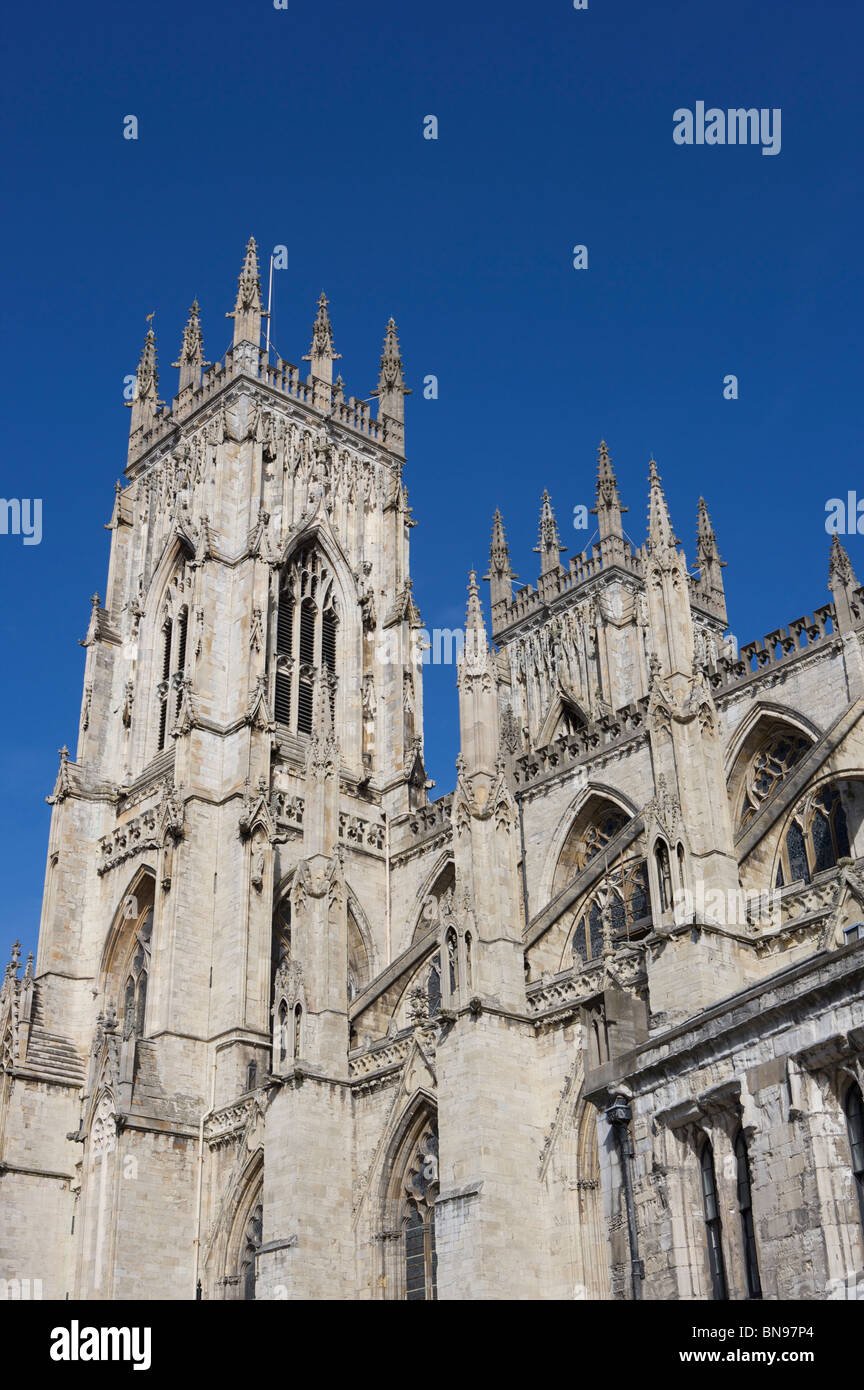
[1,0,862,963]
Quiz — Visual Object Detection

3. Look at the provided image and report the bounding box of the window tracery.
[570,860,651,964]
[774,784,851,887]
[740,731,810,828]
[122,907,152,1040]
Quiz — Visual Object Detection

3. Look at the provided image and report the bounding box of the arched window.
[846,1083,864,1234]
[775,785,852,887]
[739,731,810,828]
[246,1062,258,1092]
[571,861,652,965]
[122,907,152,1040]
[700,1141,728,1300]
[273,547,339,738]
[735,1131,762,1299]
[401,1123,439,1301]
[278,1002,288,1065]
[293,1003,302,1059]
[154,563,192,754]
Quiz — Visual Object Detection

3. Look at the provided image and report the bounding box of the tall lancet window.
[273,547,339,737]
[122,907,152,1040]
[154,565,191,754]
[401,1122,439,1301]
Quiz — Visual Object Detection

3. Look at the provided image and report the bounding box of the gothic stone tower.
[2,250,864,1302]
[0,241,421,1298]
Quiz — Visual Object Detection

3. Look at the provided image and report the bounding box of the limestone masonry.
[2,239,863,1300]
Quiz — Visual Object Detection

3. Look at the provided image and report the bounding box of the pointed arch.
[770,772,864,889]
[410,854,456,944]
[98,865,157,978]
[573,1097,611,1298]
[377,1089,439,1301]
[544,785,639,902]
[99,869,155,1038]
[221,1149,265,1301]
[539,783,637,906]
[133,533,196,767]
[724,701,821,778]
[273,523,361,757]
[537,690,591,748]
[726,705,819,831]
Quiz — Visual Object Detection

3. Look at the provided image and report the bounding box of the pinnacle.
[172,300,209,375]
[304,290,341,367]
[696,496,725,571]
[829,533,858,587]
[465,570,487,632]
[372,316,409,405]
[647,458,678,551]
[227,236,265,320]
[534,489,566,565]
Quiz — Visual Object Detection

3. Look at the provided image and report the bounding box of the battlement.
[126,238,409,471]
[127,343,402,471]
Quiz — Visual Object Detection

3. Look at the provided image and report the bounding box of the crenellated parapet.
[126,239,408,470]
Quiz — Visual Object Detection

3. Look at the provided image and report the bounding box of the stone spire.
[226,236,266,349]
[647,459,678,558]
[829,534,860,632]
[172,300,210,393]
[303,292,341,385]
[464,569,489,663]
[643,459,693,681]
[696,497,726,599]
[371,318,411,427]
[592,440,628,543]
[126,324,163,437]
[457,572,496,779]
[484,509,518,613]
[534,490,566,575]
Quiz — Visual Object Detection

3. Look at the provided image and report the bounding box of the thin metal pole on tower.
[265,254,274,360]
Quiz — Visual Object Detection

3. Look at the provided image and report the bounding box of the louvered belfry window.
[273,548,339,738]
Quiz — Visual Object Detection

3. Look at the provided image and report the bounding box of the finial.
[533,490,566,574]
[647,459,678,552]
[829,533,858,588]
[173,300,210,391]
[465,570,486,632]
[696,497,725,569]
[591,440,627,541]
[484,509,518,610]
[371,317,411,425]
[226,237,267,348]
[126,323,163,436]
[303,291,341,384]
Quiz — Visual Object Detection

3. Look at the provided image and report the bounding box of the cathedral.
[2,237,864,1302]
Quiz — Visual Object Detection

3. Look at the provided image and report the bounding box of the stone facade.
[1,238,863,1301]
